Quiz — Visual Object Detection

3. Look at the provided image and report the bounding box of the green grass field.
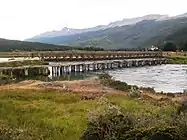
[167,56,187,64]
[0,60,48,67]
[0,89,177,140]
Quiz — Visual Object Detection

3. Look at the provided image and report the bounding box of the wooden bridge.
[42,51,167,75]
[39,51,163,61]
[0,51,162,60]
[0,51,167,77]
[49,58,167,76]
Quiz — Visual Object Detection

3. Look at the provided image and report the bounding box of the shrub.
[98,73,132,91]
[0,74,11,80]
[162,42,177,52]
[140,87,156,93]
[0,125,42,140]
[173,114,187,139]
[81,98,135,140]
[177,100,187,115]
[81,97,187,140]
[128,86,141,98]
[98,73,112,80]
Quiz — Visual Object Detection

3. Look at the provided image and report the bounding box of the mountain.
[107,14,169,28]
[69,18,187,49]
[165,25,187,46]
[27,14,169,40]
[173,13,187,19]
[28,26,105,40]
[26,13,187,49]
[0,38,70,52]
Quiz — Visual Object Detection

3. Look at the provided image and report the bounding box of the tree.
[162,42,177,52]
[181,43,187,51]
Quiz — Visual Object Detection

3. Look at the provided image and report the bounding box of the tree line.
[158,42,187,52]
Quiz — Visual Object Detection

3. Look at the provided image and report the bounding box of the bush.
[0,125,42,140]
[98,73,112,82]
[98,73,133,91]
[81,97,187,140]
[0,74,11,80]
[82,113,135,140]
[177,100,187,115]
[81,98,135,140]
[162,42,177,52]
[140,87,156,93]
[128,86,141,98]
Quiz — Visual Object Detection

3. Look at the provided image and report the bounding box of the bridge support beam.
[92,64,96,71]
[76,65,80,72]
[71,65,76,72]
[60,66,64,74]
[48,57,167,76]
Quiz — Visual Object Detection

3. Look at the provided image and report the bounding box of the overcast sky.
[0,0,187,40]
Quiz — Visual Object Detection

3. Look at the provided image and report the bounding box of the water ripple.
[107,64,187,93]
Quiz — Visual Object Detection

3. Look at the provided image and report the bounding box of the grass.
[167,56,187,64]
[0,89,178,140]
[0,74,12,80]
[0,90,97,140]
[0,60,48,67]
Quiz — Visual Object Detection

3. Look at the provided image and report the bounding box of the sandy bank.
[0,78,186,102]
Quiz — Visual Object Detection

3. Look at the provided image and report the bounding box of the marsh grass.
[168,56,187,64]
[0,89,181,140]
[0,90,98,140]
[0,60,48,67]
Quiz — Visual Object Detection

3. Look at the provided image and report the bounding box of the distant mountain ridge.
[27,14,169,40]
[26,13,187,50]
[107,14,169,28]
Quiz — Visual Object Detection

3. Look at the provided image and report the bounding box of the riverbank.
[0,78,186,139]
[167,56,187,64]
[0,60,48,67]
[0,77,186,102]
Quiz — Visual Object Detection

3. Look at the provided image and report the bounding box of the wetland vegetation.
[0,76,186,140]
[168,56,187,64]
[0,60,48,67]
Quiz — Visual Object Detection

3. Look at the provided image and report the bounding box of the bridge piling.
[92,64,96,71]
[46,52,167,77]
[76,65,80,72]
[71,65,76,72]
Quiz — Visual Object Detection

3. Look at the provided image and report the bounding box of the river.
[0,58,186,93]
[107,64,187,93]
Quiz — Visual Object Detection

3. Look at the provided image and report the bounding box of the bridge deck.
[0,51,163,59]
[49,58,166,67]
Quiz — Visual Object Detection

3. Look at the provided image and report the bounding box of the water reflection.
[20,72,93,82]
[48,72,92,81]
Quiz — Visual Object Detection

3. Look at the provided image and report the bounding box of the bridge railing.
[0,51,163,60]
[40,51,163,61]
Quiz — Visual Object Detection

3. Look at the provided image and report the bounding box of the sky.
[0,0,187,40]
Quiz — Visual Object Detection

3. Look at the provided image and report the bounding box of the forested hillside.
[0,38,70,51]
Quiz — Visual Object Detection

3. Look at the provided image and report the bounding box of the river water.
[107,64,187,93]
